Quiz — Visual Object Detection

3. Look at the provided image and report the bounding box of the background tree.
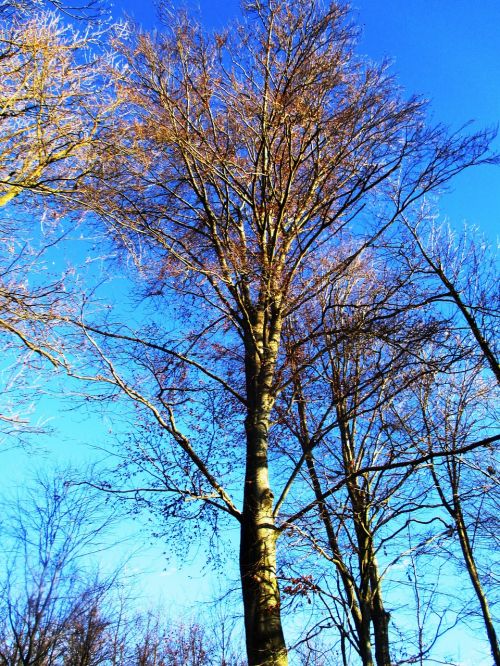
[0,471,241,666]
[401,364,499,664]
[0,472,119,665]
[273,245,454,665]
[402,213,499,383]
[0,11,110,207]
[0,0,105,21]
[276,225,499,663]
[0,9,113,443]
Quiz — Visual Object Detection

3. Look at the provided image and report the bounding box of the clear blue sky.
[354,0,500,239]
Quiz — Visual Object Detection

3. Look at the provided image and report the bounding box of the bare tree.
[272,247,453,666]
[68,1,496,663]
[0,0,105,21]
[402,213,499,383]
[408,366,499,664]
[0,471,248,666]
[133,614,213,666]
[0,10,113,443]
[0,12,111,208]
[0,472,119,665]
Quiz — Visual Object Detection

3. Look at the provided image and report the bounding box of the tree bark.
[240,414,287,666]
[370,562,392,666]
[240,316,288,666]
[350,491,391,666]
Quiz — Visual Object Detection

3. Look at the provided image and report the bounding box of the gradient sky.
[354,0,500,239]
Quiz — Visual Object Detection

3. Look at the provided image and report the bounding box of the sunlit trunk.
[240,318,287,666]
[240,414,287,666]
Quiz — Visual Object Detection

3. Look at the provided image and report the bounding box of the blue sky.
[353,0,500,239]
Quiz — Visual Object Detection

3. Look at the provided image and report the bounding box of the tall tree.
[0,473,117,665]
[406,365,499,664]
[74,1,495,663]
[275,246,453,665]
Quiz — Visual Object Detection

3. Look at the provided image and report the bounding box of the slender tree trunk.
[370,562,392,666]
[240,414,287,666]
[356,574,375,666]
[432,460,499,666]
[338,402,390,666]
[359,616,375,666]
[302,448,373,666]
[454,504,500,665]
[240,318,288,666]
[350,498,391,666]
[293,378,375,666]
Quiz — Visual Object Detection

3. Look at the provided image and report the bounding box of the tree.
[402,214,499,383]
[0,11,110,208]
[133,615,211,666]
[72,1,495,663]
[0,10,113,443]
[0,0,105,21]
[405,365,499,664]
[274,245,458,665]
[0,471,247,665]
[0,472,118,665]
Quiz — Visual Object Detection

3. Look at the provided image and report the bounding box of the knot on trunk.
[261,488,274,512]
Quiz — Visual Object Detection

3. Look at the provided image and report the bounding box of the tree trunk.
[293,370,376,666]
[303,448,373,666]
[338,402,390,666]
[240,314,288,666]
[455,505,500,666]
[433,460,500,666]
[370,567,392,666]
[357,609,375,666]
[240,414,287,666]
[352,506,391,666]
